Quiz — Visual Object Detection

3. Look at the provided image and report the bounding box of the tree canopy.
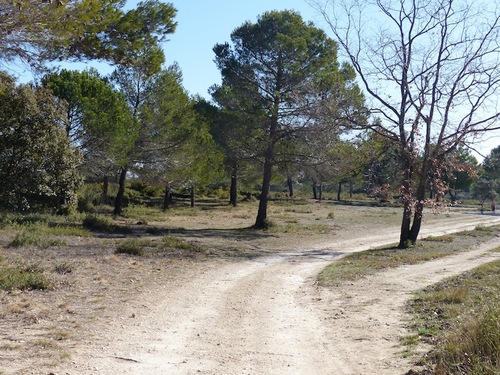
[0,0,177,70]
[212,10,365,228]
[41,68,137,185]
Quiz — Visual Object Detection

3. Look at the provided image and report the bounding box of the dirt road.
[66,213,500,375]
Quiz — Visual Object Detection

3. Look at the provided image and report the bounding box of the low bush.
[0,258,52,291]
[82,214,116,232]
[162,235,196,250]
[115,239,150,256]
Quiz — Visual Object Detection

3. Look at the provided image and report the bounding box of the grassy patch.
[0,259,52,291]
[163,235,196,250]
[115,238,152,256]
[269,222,332,234]
[82,213,122,233]
[318,225,500,287]
[318,244,455,287]
[45,223,92,237]
[0,212,51,227]
[9,231,65,249]
[406,261,500,374]
[455,224,499,237]
[122,204,169,223]
[114,236,214,257]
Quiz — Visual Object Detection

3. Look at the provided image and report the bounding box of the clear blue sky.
[157,0,319,99]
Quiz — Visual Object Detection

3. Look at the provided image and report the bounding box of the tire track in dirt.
[314,238,500,375]
[68,214,500,374]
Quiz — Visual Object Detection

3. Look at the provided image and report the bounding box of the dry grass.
[407,261,500,375]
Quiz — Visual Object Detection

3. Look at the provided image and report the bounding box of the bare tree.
[312,0,500,247]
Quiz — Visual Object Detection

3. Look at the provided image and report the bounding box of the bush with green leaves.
[115,239,149,256]
[82,214,115,232]
[0,72,82,212]
[0,256,52,291]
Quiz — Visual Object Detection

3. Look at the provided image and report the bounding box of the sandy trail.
[68,214,500,375]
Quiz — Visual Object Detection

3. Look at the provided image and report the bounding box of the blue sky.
[158,0,319,99]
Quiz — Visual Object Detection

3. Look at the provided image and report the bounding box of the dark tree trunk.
[312,184,318,200]
[254,155,273,229]
[287,175,293,199]
[190,185,195,208]
[399,202,412,248]
[318,182,323,201]
[409,179,426,244]
[398,158,413,248]
[254,69,280,229]
[162,182,171,211]
[337,182,342,201]
[229,167,238,207]
[113,166,127,216]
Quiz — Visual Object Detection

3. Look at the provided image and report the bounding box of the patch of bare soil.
[1,203,500,375]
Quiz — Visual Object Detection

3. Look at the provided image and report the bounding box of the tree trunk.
[113,166,127,216]
[349,181,353,198]
[229,166,238,207]
[312,183,318,200]
[254,155,273,229]
[287,175,294,199]
[190,185,195,208]
[398,157,413,248]
[399,202,412,248]
[318,181,323,201]
[409,179,426,244]
[254,85,279,229]
[337,181,342,201]
[162,182,171,211]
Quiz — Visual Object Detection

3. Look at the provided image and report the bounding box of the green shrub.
[128,181,161,197]
[77,183,102,213]
[0,212,51,227]
[0,262,52,291]
[161,235,208,253]
[115,239,148,256]
[82,214,115,232]
[163,235,194,250]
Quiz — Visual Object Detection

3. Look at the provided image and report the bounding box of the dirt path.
[65,214,500,375]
